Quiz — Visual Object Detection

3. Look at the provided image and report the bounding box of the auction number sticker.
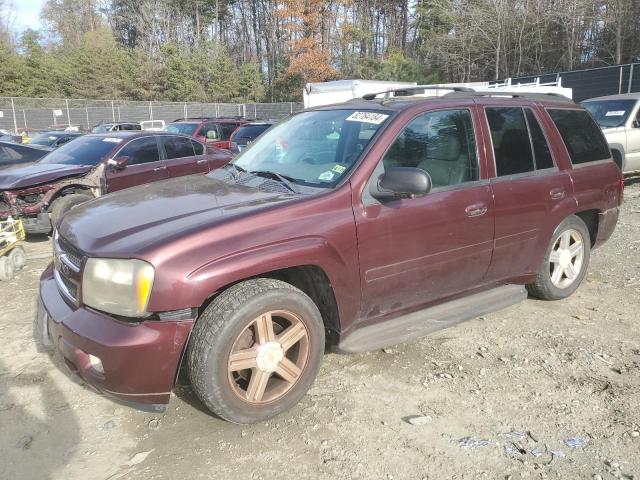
[345,112,389,125]
[103,137,123,143]
[605,111,626,117]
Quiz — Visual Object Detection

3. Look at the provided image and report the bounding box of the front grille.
[53,231,84,304]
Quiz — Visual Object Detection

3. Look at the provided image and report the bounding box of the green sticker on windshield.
[318,171,335,181]
[332,165,346,174]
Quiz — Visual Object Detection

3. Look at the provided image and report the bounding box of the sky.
[9,0,45,32]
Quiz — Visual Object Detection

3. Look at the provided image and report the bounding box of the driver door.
[105,136,168,192]
[353,107,495,321]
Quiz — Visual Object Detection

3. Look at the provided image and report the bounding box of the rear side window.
[117,137,160,165]
[162,136,195,159]
[220,123,238,140]
[525,109,554,170]
[486,107,535,176]
[547,109,610,165]
[191,140,205,155]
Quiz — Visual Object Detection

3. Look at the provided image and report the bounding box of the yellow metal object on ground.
[0,218,26,257]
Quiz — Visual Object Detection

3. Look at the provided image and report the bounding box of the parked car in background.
[0,130,22,144]
[141,120,166,131]
[0,141,51,170]
[229,121,273,154]
[582,93,640,173]
[0,132,231,234]
[91,122,142,133]
[28,131,83,149]
[35,89,622,423]
[164,117,249,150]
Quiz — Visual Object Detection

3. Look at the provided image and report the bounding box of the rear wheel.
[188,278,325,424]
[527,215,591,300]
[50,194,93,229]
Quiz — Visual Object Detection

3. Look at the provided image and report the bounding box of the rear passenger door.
[482,105,575,282]
[160,135,208,177]
[105,136,168,192]
[354,107,495,320]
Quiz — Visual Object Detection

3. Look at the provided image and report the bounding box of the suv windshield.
[583,100,637,128]
[165,123,199,135]
[40,136,120,165]
[230,109,391,188]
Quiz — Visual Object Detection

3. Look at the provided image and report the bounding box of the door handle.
[197,159,207,165]
[153,166,167,172]
[550,188,566,200]
[465,203,488,217]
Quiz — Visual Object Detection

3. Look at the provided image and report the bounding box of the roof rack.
[362,85,475,101]
[444,90,575,103]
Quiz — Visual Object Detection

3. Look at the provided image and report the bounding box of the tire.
[8,246,26,270]
[188,278,325,424]
[50,194,93,229]
[527,215,591,300]
[0,256,15,282]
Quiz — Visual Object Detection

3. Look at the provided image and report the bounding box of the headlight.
[82,258,155,318]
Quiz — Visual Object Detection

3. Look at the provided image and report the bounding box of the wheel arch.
[608,144,625,171]
[574,209,599,247]
[46,184,95,210]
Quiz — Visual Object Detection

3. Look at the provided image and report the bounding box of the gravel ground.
[1,179,639,480]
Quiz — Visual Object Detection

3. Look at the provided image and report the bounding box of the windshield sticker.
[605,111,626,117]
[332,165,347,174]
[103,137,123,143]
[345,111,389,125]
[318,171,335,181]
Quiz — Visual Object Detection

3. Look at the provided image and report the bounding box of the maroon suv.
[0,132,231,233]
[164,117,249,150]
[35,90,622,423]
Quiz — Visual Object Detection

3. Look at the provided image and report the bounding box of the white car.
[583,93,640,173]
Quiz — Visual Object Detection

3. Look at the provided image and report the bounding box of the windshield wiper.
[249,170,301,194]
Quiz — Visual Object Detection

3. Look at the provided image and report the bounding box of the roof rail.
[444,90,575,103]
[362,85,475,100]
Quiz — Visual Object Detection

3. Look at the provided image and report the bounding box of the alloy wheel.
[549,229,585,289]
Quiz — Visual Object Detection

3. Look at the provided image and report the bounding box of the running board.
[336,285,528,353]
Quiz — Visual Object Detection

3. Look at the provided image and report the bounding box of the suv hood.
[0,163,92,190]
[59,175,295,255]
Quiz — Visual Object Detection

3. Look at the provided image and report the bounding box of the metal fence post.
[65,98,71,126]
[22,110,27,129]
[111,101,115,122]
[149,102,154,121]
[629,63,635,93]
[290,102,294,114]
[85,102,90,129]
[10,98,18,133]
[619,65,624,94]
[184,102,187,119]
[254,104,257,119]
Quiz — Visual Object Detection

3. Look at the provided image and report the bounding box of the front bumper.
[35,264,194,411]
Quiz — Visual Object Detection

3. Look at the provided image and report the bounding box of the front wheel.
[188,278,325,424]
[527,215,591,300]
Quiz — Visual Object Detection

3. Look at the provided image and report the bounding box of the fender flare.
[608,143,625,170]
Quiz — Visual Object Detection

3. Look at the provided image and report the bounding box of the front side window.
[116,137,160,165]
[198,124,220,140]
[192,139,205,155]
[382,109,479,188]
[486,107,535,176]
[547,109,610,165]
[582,100,637,128]
[231,109,391,188]
[162,136,195,159]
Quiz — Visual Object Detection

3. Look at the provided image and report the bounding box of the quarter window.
[117,137,160,165]
[192,140,205,155]
[382,109,479,188]
[547,109,610,165]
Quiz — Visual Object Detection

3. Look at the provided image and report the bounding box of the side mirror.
[632,119,640,129]
[107,156,129,170]
[206,130,219,142]
[370,167,432,201]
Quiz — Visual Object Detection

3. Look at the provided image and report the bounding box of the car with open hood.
[35,88,622,423]
[0,131,231,234]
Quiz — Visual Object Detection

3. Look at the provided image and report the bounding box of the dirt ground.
[1,180,639,480]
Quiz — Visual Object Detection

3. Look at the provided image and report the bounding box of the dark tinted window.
[547,109,610,164]
[40,136,119,165]
[116,137,160,165]
[486,107,535,176]
[191,140,205,155]
[383,109,478,188]
[233,124,271,140]
[220,123,238,140]
[525,109,554,170]
[163,136,195,159]
[121,124,141,131]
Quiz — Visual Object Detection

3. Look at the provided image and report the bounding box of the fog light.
[88,354,104,374]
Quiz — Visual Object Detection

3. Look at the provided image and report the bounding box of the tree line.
[0,0,638,103]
